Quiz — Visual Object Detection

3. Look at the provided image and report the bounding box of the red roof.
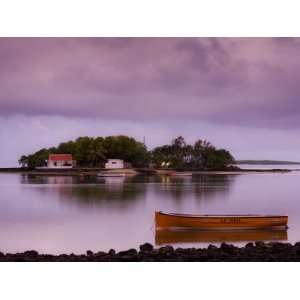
[48,154,73,161]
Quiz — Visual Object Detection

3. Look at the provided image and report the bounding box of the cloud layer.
[1,38,300,128]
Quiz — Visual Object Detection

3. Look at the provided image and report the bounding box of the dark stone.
[158,246,174,255]
[118,249,138,256]
[95,251,107,257]
[2,241,300,261]
[294,242,300,252]
[139,243,154,252]
[208,245,218,250]
[24,250,39,256]
[255,241,265,247]
[220,243,236,254]
[108,249,116,256]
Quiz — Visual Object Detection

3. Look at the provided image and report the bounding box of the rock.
[95,251,107,257]
[119,255,138,262]
[24,250,39,256]
[118,249,138,256]
[208,245,218,250]
[108,249,116,256]
[255,241,265,247]
[139,243,154,252]
[2,240,300,261]
[158,246,174,255]
[220,243,236,254]
[294,242,300,255]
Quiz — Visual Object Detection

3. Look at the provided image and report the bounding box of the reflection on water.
[21,175,147,209]
[20,174,236,207]
[0,172,299,253]
[153,175,235,205]
[155,229,288,245]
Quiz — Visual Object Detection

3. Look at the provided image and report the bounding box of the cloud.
[1,38,300,128]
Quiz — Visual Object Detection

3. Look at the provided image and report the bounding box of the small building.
[105,159,125,169]
[47,154,75,168]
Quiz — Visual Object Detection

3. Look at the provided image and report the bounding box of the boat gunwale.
[155,225,288,231]
[156,211,288,219]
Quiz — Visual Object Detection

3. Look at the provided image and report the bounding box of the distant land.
[236,160,300,165]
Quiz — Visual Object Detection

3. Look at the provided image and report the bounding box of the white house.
[47,154,75,168]
[105,159,125,169]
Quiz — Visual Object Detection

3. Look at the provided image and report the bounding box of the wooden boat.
[155,211,288,230]
[155,229,288,245]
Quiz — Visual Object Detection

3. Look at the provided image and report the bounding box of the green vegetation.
[150,136,234,170]
[18,135,235,170]
[18,136,149,169]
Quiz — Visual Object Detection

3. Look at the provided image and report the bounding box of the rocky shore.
[1,242,300,261]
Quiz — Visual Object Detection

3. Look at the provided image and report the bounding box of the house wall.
[47,160,73,168]
[105,159,124,169]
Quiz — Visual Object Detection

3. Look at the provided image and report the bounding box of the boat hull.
[155,212,288,230]
[155,228,288,245]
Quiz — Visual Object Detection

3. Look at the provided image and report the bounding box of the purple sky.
[1,37,300,166]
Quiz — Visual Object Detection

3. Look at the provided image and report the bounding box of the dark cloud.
[1,38,300,128]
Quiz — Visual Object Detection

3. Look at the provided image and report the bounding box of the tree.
[151,137,234,170]
[18,135,150,168]
[103,135,149,167]
[87,138,107,167]
[18,155,29,168]
[172,136,186,148]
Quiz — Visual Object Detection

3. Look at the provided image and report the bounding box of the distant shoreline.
[0,167,295,175]
[236,160,300,165]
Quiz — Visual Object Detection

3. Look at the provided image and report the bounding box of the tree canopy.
[19,135,149,169]
[150,136,235,170]
[18,135,234,170]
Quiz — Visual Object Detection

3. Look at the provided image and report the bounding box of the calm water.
[236,164,300,170]
[1,168,300,254]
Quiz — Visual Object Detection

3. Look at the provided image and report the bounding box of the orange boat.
[155,229,288,245]
[155,211,288,230]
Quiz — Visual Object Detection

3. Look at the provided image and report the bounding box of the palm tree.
[87,140,107,167]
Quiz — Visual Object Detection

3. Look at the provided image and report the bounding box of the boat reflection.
[155,228,288,245]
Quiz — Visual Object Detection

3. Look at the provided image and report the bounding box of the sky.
[1,37,300,166]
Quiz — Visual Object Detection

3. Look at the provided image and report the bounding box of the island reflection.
[20,174,237,210]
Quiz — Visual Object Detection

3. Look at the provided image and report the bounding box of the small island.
[15,135,236,174]
[0,135,294,175]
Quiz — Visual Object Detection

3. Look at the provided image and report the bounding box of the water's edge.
[1,242,300,261]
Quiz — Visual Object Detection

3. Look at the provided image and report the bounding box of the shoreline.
[0,167,295,176]
[1,242,300,261]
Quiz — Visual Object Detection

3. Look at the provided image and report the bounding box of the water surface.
[0,170,299,254]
